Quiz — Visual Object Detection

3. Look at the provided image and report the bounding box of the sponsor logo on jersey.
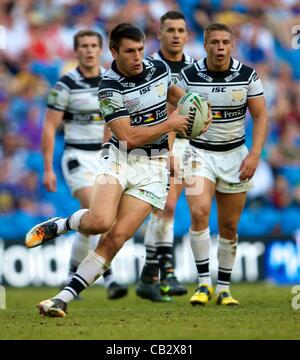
[122,82,135,88]
[139,189,161,202]
[124,97,140,112]
[212,87,226,93]
[224,71,240,82]
[145,67,156,81]
[223,108,245,118]
[140,85,151,95]
[227,181,250,189]
[131,115,143,125]
[92,114,103,121]
[72,114,100,122]
[132,113,155,125]
[212,106,247,119]
[213,111,222,119]
[156,108,167,119]
[143,113,155,123]
[197,72,213,82]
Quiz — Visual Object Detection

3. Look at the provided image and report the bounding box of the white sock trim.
[68,209,89,231]
[217,234,238,249]
[88,250,110,268]
[189,227,210,237]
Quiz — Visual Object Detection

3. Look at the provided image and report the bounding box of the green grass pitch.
[1,283,299,340]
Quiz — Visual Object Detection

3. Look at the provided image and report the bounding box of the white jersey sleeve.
[47,81,70,112]
[98,81,129,124]
[247,70,264,98]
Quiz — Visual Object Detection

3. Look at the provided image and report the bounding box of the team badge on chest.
[231,88,247,104]
[154,83,165,97]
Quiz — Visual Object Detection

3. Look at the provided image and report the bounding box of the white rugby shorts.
[172,138,191,181]
[61,148,99,195]
[97,144,170,210]
[186,145,254,193]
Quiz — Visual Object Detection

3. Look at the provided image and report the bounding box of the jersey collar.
[76,66,101,80]
[204,57,234,78]
[158,49,185,64]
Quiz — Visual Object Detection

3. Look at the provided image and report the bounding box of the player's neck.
[160,48,183,62]
[206,58,231,72]
[78,65,100,78]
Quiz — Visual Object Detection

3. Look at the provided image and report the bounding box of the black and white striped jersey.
[47,67,106,150]
[149,50,194,84]
[98,59,173,156]
[177,57,264,151]
[149,50,194,140]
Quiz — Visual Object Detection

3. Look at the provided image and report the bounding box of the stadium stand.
[0,0,299,241]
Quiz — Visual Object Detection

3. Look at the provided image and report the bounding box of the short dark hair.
[160,11,186,25]
[73,30,103,50]
[109,23,145,51]
[204,23,234,42]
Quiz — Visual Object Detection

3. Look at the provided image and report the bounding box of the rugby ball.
[178,92,209,138]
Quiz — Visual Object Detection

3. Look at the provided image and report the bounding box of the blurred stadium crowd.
[0,0,300,240]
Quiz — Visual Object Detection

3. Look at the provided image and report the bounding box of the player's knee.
[190,204,210,222]
[164,200,176,217]
[89,216,113,234]
[189,205,210,229]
